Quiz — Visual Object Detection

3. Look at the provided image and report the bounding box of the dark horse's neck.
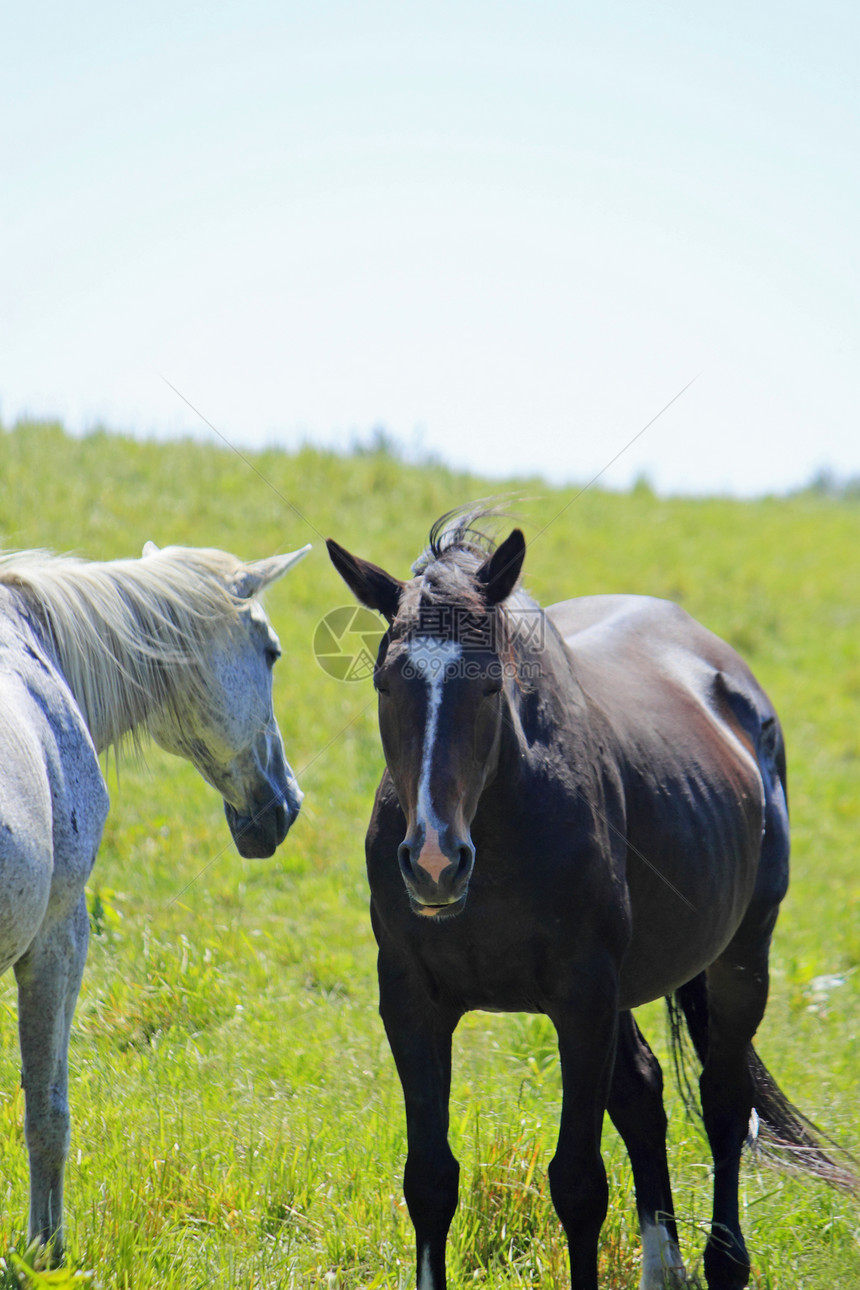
[495,594,590,781]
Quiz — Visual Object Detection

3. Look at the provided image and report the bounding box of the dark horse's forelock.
[421,506,504,566]
[398,507,514,646]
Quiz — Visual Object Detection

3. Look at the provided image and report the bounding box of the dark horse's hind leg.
[697,754,788,1290]
[607,1011,686,1288]
[696,947,770,1290]
[378,959,459,1290]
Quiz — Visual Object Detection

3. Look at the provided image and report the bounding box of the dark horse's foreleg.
[607,1011,686,1289]
[378,961,459,1290]
[548,984,619,1290]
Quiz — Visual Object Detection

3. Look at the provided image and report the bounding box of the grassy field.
[0,420,858,1288]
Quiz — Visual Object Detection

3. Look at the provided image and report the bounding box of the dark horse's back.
[548,593,789,1011]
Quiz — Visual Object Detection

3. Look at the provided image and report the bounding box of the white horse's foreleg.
[14,894,89,1257]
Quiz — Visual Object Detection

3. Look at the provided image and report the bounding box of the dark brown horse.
[328,512,852,1290]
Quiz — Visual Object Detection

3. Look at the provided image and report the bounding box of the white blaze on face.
[407,636,462,879]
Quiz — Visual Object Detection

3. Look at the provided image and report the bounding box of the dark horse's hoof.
[704,1229,750,1290]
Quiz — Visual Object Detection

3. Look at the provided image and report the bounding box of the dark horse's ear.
[477,529,526,606]
[326,538,404,623]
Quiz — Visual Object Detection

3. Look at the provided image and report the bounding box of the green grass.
[1,420,858,1287]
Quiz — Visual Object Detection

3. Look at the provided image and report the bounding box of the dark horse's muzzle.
[398,826,475,918]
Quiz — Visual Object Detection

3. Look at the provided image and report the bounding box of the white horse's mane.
[0,546,250,754]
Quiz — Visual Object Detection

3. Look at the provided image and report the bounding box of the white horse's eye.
[265,645,281,667]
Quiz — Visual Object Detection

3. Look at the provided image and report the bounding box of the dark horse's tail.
[667,973,859,1194]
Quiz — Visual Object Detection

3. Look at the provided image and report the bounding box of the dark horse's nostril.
[456,846,472,877]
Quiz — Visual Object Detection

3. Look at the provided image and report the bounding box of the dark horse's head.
[327,515,526,918]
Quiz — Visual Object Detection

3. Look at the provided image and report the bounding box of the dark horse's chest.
[368,677,767,1016]
[368,780,631,1016]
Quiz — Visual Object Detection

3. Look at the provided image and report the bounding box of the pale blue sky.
[3,2,858,494]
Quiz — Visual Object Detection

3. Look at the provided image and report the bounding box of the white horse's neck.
[52,627,161,756]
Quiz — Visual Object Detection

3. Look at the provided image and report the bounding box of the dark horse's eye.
[483,662,503,696]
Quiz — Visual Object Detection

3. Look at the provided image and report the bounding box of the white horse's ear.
[230,544,312,599]
[143,541,160,557]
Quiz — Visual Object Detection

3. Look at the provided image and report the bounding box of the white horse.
[0,540,309,1256]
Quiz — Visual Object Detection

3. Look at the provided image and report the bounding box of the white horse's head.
[144,543,310,858]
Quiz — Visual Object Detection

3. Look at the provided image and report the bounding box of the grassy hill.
[1,420,858,1287]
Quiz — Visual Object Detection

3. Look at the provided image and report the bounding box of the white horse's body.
[0,542,309,1254]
